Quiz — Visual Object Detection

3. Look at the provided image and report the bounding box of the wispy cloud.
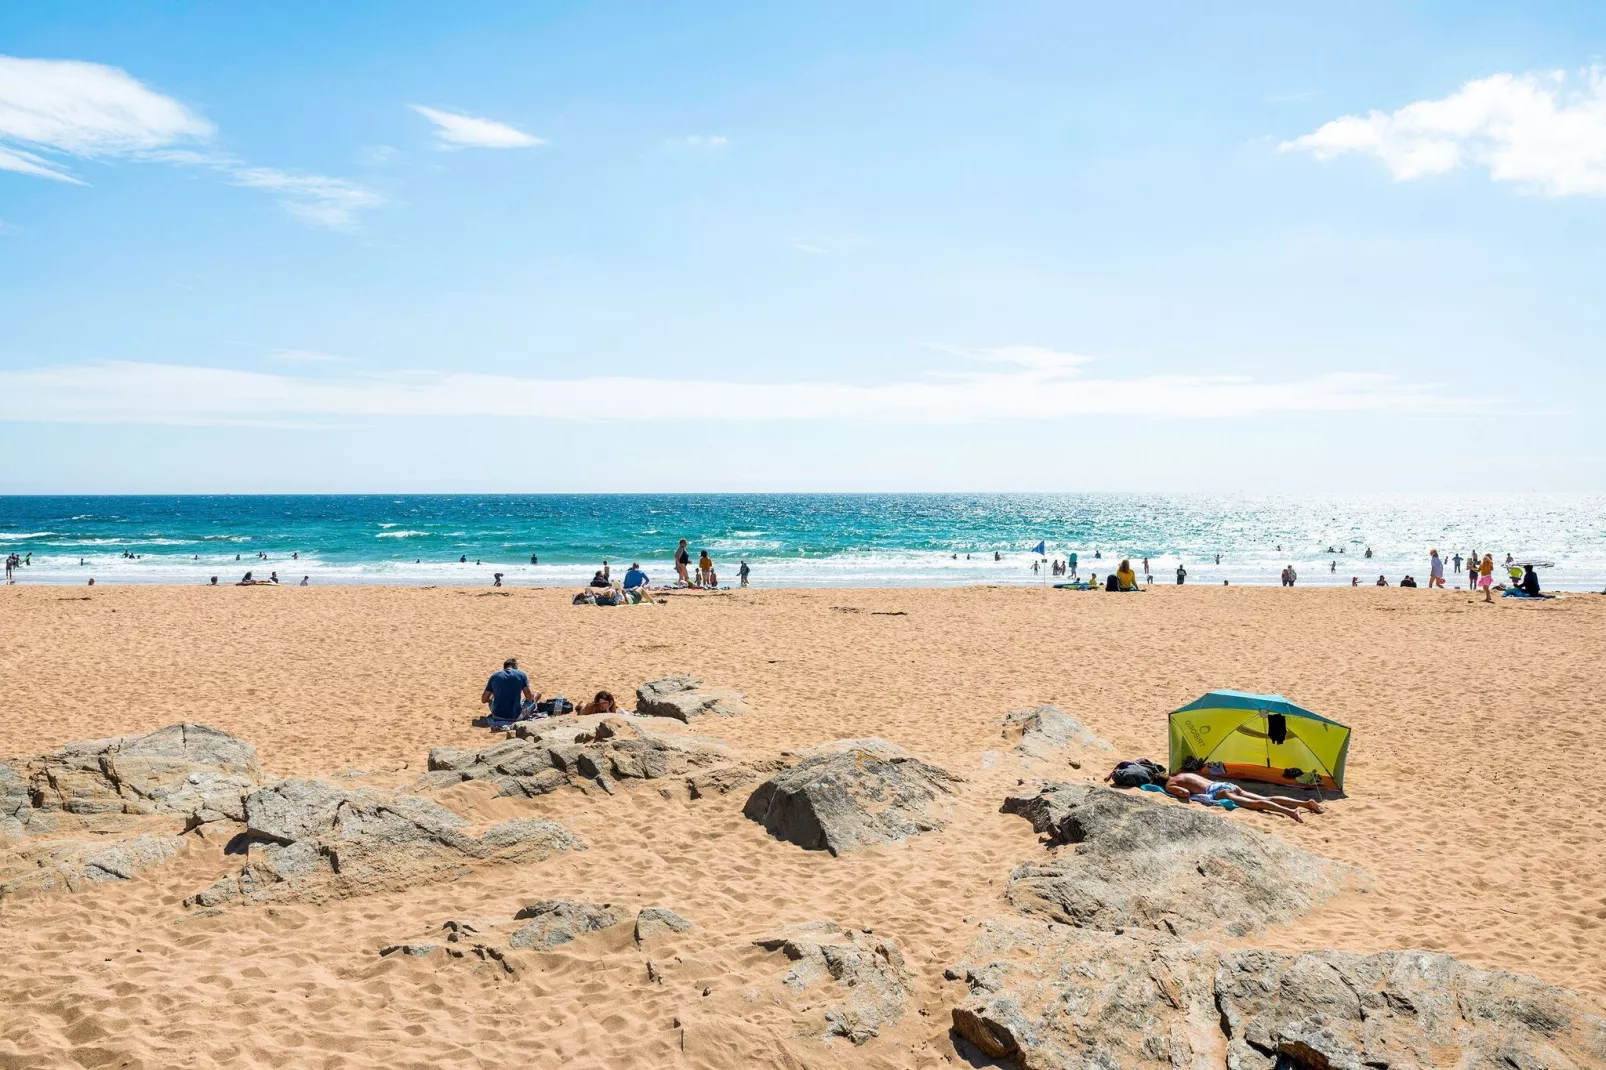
[1281,66,1606,196]
[668,134,729,149]
[0,55,213,182]
[793,243,828,254]
[409,105,544,149]
[0,55,381,227]
[0,350,1490,428]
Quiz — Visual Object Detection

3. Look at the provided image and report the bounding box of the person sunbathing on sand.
[1164,758,1324,823]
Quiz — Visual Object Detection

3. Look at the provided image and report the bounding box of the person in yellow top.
[1116,559,1138,591]
[1478,553,1495,603]
[698,550,713,586]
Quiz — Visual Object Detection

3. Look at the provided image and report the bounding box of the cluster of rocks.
[754,921,912,1045]
[188,777,584,908]
[743,738,961,855]
[1,723,260,898]
[379,902,695,979]
[634,675,750,722]
[419,715,754,798]
[950,920,1606,1069]
[947,780,1606,1068]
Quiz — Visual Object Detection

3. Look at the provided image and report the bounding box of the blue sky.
[2,1,1604,492]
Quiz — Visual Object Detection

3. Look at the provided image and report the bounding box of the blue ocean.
[1,494,1603,589]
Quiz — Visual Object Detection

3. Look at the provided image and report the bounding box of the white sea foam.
[0,531,56,539]
[376,530,431,538]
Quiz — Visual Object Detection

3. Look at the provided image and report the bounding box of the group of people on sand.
[479,657,623,724]
[671,539,749,589]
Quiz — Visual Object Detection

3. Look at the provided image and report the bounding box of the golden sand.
[2,584,1603,1068]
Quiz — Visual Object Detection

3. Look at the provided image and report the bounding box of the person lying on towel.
[1164,757,1325,823]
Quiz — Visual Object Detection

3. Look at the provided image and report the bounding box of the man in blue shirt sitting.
[622,562,650,590]
[480,657,537,723]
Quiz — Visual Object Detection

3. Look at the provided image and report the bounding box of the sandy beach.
[2,582,1604,1069]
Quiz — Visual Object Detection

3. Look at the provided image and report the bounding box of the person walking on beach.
[1468,550,1479,590]
[1176,564,1187,585]
[675,540,691,585]
[738,560,750,587]
[1478,553,1496,603]
[1428,550,1445,588]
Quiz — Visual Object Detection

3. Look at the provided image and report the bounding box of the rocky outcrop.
[9,723,258,827]
[1000,705,1111,763]
[634,906,694,943]
[0,832,187,898]
[1,724,260,899]
[755,922,911,1045]
[635,675,750,722]
[509,900,624,949]
[422,716,731,797]
[949,919,1606,1069]
[188,778,584,907]
[1001,782,1347,937]
[744,739,960,855]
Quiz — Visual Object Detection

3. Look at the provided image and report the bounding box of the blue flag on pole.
[1031,541,1046,555]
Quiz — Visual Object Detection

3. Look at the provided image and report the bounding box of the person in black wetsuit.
[1520,565,1541,596]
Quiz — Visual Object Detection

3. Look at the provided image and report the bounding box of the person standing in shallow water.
[1176,564,1187,585]
[675,540,691,585]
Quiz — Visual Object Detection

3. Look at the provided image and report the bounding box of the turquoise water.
[1,494,1603,589]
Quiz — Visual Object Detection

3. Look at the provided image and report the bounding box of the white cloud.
[410,105,543,149]
[669,135,729,148]
[793,243,828,254]
[0,55,380,227]
[1281,66,1606,196]
[0,55,213,182]
[0,351,1488,428]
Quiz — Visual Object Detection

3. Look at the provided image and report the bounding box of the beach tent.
[1168,690,1350,792]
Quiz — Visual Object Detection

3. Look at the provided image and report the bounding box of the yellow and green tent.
[1168,690,1351,792]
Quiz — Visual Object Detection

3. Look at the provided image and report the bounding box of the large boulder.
[20,723,259,822]
[0,832,187,899]
[635,675,750,722]
[1001,782,1348,937]
[949,918,1606,1069]
[1000,705,1111,764]
[743,739,961,855]
[420,716,729,796]
[755,921,911,1045]
[189,779,584,907]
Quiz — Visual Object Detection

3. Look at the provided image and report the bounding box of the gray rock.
[686,765,761,799]
[191,781,584,907]
[416,718,727,798]
[948,919,1606,1070]
[21,723,259,820]
[508,899,623,948]
[634,907,694,943]
[635,675,750,722]
[0,832,187,898]
[754,921,911,1045]
[0,762,30,839]
[1001,782,1347,937]
[1000,705,1111,762]
[743,740,961,855]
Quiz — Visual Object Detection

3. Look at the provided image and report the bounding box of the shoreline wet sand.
[2,584,1603,1068]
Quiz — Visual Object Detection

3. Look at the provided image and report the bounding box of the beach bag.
[1111,759,1167,787]
[536,695,574,716]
